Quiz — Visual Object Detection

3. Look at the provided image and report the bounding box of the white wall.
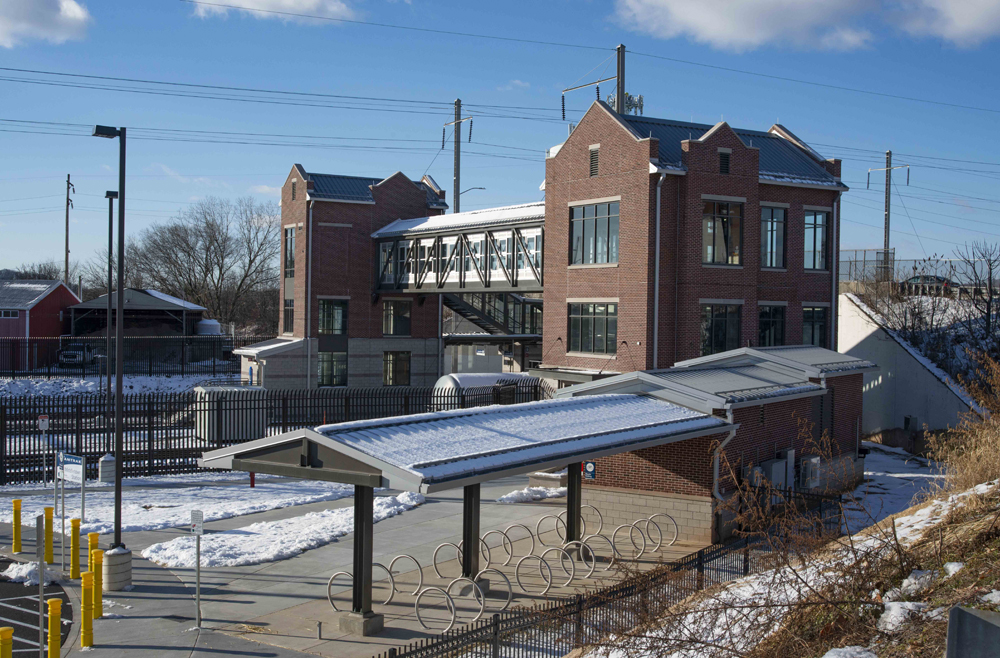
[838,294,972,433]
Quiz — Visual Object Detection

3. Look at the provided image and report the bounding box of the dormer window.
[589,146,599,177]
[719,150,731,175]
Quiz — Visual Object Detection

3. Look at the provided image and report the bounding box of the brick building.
[556,345,875,543]
[533,101,847,387]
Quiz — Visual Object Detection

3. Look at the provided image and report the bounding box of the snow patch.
[944,562,964,577]
[141,492,425,568]
[1,561,60,586]
[821,648,876,658]
[497,486,567,504]
[878,601,928,632]
[0,374,239,398]
[900,569,937,596]
[981,590,1000,605]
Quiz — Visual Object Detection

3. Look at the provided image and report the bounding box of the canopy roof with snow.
[199,394,730,493]
[70,288,206,312]
[372,202,545,240]
[0,279,78,309]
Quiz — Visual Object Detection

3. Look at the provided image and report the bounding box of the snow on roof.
[0,280,65,309]
[144,289,207,311]
[373,202,545,239]
[648,365,825,403]
[315,394,727,486]
[433,372,536,389]
[755,345,878,374]
[233,337,304,358]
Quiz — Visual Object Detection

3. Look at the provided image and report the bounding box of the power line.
[893,179,926,256]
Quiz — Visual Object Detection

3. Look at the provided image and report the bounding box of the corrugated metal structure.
[308,172,448,209]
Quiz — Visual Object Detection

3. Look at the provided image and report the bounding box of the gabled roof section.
[70,289,206,312]
[620,114,846,189]
[373,202,545,239]
[199,394,730,492]
[302,168,448,209]
[0,280,77,310]
[674,346,877,377]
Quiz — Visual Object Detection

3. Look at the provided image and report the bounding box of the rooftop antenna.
[562,44,637,116]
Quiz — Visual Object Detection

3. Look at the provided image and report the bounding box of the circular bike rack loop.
[648,513,679,546]
[612,523,647,560]
[514,555,553,596]
[556,510,586,540]
[432,542,463,579]
[326,571,353,612]
[535,515,568,547]
[481,530,514,567]
[475,568,513,612]
[503,523,536,561]
[539,547,576,587]
[561,540,597,579]
[445,577,486,623]
[457,538,493,570]
[387,554,423,596]
[414,586,457,633]
[639,517,664,553]
[581,534,619,571]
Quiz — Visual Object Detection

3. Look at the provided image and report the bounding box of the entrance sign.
[583,461,596,480]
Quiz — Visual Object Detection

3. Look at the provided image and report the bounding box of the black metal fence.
[0,381,547,486]
[374,535,780,658]
[0,335,275,379]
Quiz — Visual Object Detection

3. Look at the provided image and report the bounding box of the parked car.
[58,343,96,366]
[900,275,955,295]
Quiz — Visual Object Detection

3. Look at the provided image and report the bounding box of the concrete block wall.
[582,486,714,545]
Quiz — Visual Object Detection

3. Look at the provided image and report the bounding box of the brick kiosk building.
[239,164,449,389]
[556,345,875,543]
[533,101,847,387]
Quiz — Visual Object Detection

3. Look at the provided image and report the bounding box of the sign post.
[191,510,204,627]
[62,454,86,522]
[35,515,44,658]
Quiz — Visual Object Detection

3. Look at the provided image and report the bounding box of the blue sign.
[583,461,596,480]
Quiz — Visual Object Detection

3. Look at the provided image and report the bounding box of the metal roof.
[199,394,730,492]
[307,172,448,209]
[0,280,71,310]
[674,346,877,376]
[70,289,206,312]
[373,202,545,239]
[621,115,842,187]
[755,345,878,374]
[647,365,823,403]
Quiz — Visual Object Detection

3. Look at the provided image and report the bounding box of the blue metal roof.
[622,116,839,185]
[307,172,448,208]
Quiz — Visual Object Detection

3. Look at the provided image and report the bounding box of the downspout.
[306,200,314,388]
[712,407,738,501]
[653,173,666,369]
[673,183,680,364]
[831,193,841,349]
[438,295,443,378]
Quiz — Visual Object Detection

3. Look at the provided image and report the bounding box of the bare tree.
[14,260,75,281]
[136,196,280,326]
[79,243,147,298]
[954,240,1000,346]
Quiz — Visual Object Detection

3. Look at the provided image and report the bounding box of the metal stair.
[442,293,542,336]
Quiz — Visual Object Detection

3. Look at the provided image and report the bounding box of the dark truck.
[58,342,97,367]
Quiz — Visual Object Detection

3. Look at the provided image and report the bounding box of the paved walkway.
[2,475,705,657]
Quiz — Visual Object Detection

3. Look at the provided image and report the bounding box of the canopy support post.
[567,462,582,543]
[462,483,481,578]
[341,484,383,636]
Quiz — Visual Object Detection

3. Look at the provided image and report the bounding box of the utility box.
[195,386,268,447]
[777,448,796,492]
[760,458,787,489]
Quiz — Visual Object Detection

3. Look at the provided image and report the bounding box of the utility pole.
[616,44,626,114]
[867,152,909,280]
[453,99,461,214]
[64,174,74,285]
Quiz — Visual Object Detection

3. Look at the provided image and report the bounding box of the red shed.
[0,279,80,338]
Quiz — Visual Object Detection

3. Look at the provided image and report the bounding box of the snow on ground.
[842,441,944,533]
[0,374,238,397]
[0,470,278,492]
[1,561,60,586]
[497,486,567,504]
[820,648,876,658]
[0,479,353,536]
[142,492,425,568]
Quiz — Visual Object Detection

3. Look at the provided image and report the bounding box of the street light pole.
[104,191,117,456]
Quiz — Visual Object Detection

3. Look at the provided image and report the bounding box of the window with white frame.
[0,310,18,319]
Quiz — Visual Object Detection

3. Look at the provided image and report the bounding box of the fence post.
[696,549,705,590]
[742,539,750,576]
[574,594,584,647]
[0,404,5,486]
[403,394,410,416]
[146,400,155,476]
[75,402,83,455]
[281,396,288,433]
[215,397,224,448]
[491,613,500,658]
[344,392,350,423]
[181,341,186,377]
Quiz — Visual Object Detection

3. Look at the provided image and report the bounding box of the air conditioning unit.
[777,449,796,492]
[800,456,821,489]
[742,465,765,487]
[759,458,787,490]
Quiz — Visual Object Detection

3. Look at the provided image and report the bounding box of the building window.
[291,181,297,201]
[379,243,394,283]
[283,298,294,334]
[761,207,786,268]
[803,307,828,348]
[719,152,730,175]
[318,300,347,335]
[702,201,743,265]
[283,227,296,278]
[701,304,741,355]
[570,202,619,265]
[568,303,617,354]
[758,305,786,347]
[804,210,828,270]
[383,351,411,386]
[0,310,18,319]
[383,300,411,336]
[589,148,599,177]
[318,352,347,387]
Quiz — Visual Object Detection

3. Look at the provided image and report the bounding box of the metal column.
[462,483,481,578]
[567,462,582,543]
[352,485,375,614]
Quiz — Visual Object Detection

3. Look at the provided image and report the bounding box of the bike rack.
[432,542,464,579]
[326,564,395,611]
[387,554,424,596]
[514,555,553,596]
[557,504,603,538]
[535,514,568,547]
[561,540,597,579]
[481,529,514,566]
[475,567,513,612]
[581,533,619,570]
[457,538,493,570]
[611,523,647,560]
[639,517,664,553]
[414,586,457,633]
[503,523,536,562]
[647,513,678,547]
[445,577,486,623]
[539,547,576,587]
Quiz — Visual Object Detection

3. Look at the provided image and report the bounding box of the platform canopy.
[198,394,731,494]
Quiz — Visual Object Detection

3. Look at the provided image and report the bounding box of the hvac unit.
[800,456,821,489]
[777,449,796,492]
[742,465,766,487]
[759,458,787,490]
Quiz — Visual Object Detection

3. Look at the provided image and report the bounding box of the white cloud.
[0,0,90,49]
[192,0,356,22]
[891,0,1000,46]
[497,79,531,92]
[151,163,218,188]
[250,184,281,195]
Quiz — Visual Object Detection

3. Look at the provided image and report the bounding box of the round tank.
[195,319,223,335]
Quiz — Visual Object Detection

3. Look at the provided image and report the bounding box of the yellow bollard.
[0,627,12,658]
[43,507,53,564]
[47,598,61,657]
[81,572,93,648]
[70,519,81,579]
[11,500,20,554]
[87,532,99,573]
[92,550,104,618]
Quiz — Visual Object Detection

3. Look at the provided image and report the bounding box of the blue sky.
[2,0,1000,270]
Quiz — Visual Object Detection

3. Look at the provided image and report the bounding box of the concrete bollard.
[11,500,20,554]
[0,627,12,658]
[92,550,104,618]
[87,532,99,573]
[81,572,93,648]
[48,598,61,657]
[43,507,53,564]
[103,547,133,591]
[70,519,81,579]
